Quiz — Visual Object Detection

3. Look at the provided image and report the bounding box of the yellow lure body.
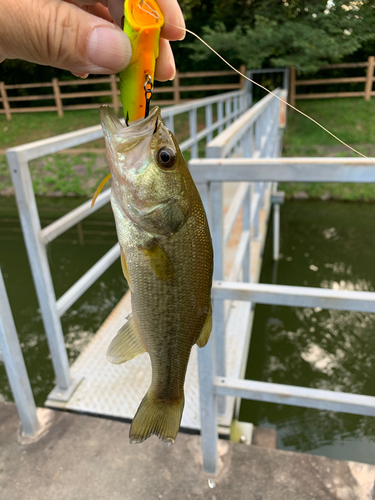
[120,0,164,122]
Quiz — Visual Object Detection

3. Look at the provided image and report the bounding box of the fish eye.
[156,147,176,168]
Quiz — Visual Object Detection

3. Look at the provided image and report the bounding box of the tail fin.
[129,390,184,446]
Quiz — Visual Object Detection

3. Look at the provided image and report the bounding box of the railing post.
[289,67,296,107]
[197,334,218,475]
[0,81,11,121]
[225,98,231,126]
[189,108,198,158]
[218,100,224,133]
[205,104,213,142]
[0,269,40,436]
[253,184,260,239]
[273,203,280,261]
[7,151,72,391]
[196,178,218,474]
[210,182,226,415]
[243,188,251,282]
[52,78,63,117]
[110,74,119,112]
[365,56,374,101]
[164,114,175,134]
[173,69,180,104]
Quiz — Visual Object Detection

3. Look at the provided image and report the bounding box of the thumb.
[0,0,132,74]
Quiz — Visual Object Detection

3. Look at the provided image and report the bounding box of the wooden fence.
[289,56,375,106]
[0,66,246,120]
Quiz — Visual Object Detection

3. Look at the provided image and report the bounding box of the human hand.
[0,0,185,81]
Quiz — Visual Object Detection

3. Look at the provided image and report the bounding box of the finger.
[154,38,175,82]
[0,0,131,74]
[156,0,186,41]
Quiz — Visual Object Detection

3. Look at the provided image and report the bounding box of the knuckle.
[43,1,80,66]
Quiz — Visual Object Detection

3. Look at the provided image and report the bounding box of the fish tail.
[129,390,184,446]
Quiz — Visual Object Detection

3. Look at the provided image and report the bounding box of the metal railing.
[199,89,285,418]
[0,268,40,435]
[6,87,251,399]
[189,155,375,474]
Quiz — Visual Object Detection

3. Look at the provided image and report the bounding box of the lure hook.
[144,73,153,119]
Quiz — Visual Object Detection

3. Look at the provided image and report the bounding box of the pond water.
[0,196,128,406]
[1,196,375,464]
[240,200,375,464]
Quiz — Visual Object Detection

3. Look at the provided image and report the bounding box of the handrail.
[41,188,111,244]
[162,89,244,116]
[189,157,375,183]
[212,280,375,312]
[206,90,280,158]
[215,377,375,417]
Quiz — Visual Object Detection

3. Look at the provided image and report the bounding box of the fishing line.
[139,1,375,163]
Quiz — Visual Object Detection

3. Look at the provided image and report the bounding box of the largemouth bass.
[99,105,213,445]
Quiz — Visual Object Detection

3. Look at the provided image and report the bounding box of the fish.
[99,105,213,445]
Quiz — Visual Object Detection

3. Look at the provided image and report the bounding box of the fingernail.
[177,10,186,40]
[178,27,186,41]
[169,59,176,81]
[86,26,132,72]
[71,72,89,79]
[168,45,176,81]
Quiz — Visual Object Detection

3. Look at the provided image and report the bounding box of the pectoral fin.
[120,247,131,289]
[106,314,146,364]
[196,304,212,348]
[141,241,174,281]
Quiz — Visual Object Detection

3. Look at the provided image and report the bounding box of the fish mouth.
[99,105,161,145]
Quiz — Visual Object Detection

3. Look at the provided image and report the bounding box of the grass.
[283,98,375,156]
[281,98,375,201]
[1,99,375,199]
[0,110,103,150]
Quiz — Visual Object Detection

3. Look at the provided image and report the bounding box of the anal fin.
[106,314,146,364]
[196,303,212,348]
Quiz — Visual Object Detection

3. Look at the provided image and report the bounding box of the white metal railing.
[6,87,251,398]
[190,154,375,474]
[199,88,285,417]
[0,268,40,435]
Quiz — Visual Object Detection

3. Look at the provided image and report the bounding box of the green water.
[0,196,128,406]
[1,196,375,464]
[240,200,375,464]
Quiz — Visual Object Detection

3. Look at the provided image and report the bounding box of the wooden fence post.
[52,78,63,117]
[239,64,246,89]
[110,75,119,112]
[173,70,180,104]
[289,67,296,107]
[0,82,11,120]
[365,56,374,101]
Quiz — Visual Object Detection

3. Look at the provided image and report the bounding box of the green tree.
[187,0,375,73]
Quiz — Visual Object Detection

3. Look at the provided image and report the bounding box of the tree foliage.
[2,1,375,82]
[187,0,375,72]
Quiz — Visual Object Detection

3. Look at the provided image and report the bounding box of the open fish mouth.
[99,105,160,144]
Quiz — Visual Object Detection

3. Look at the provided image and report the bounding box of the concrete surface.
[1,403,375,500]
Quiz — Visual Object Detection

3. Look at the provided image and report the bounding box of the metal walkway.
[46,184,272,431]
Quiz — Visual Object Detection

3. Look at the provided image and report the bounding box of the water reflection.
[0,196,128,406]
[240,200,375,464]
